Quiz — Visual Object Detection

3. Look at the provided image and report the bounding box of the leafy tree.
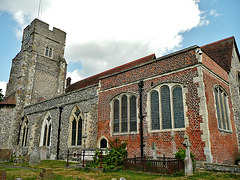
[88,138,128,171]
[0,89,4,102]
[174,148,195,162]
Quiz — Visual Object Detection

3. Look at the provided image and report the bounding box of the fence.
[66,149,109,168]
[123,156,184,174]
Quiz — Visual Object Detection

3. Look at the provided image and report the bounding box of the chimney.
[66,77,71,87]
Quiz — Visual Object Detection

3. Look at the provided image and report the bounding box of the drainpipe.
[138,80,145,158]
[57,106,63,160]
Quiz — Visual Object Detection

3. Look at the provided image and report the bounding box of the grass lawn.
[1,160,240,180]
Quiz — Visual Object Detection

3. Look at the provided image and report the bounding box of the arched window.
[161,86,172,129]
[45,46,53,57]
[100,138,107,148]
[150,84,185,131]
[214,86,230,131]
[45,47,49,56]
[40,113,52,147]
[49,48,52,57]
[69,106,83,146]
[17,116,28,147]
[112,94,137,134]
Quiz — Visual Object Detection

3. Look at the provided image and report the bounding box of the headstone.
[183,134,193,176]
[151,142,157,160]
[29,147,41,165]
[39,169,55,179]
[50,154,56,160]
[0,170,6,180]
[39,146,47,160]
[13,158,23,165]
[120,177,126,180]
[0,149,11,163]
[111,178,117,180]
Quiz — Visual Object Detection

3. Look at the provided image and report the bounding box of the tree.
[0,89,4,102]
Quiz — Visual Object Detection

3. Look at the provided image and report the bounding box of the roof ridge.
[201,36,234,48]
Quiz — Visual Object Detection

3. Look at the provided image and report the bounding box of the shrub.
[235,157,240,165]
[88,138,127,171]
[174,148,195,162]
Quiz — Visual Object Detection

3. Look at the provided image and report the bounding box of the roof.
[66,54,156,92]
[201,36,235,72]
[0,93,16,106]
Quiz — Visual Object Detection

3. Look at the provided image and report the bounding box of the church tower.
[6,19,67,105]
[0,19,67,149]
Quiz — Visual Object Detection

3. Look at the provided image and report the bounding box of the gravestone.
[39,169,55,179]
[183,134,193,176]
[39,146,47,160]
[151,142,157,160]
[0,149,11,163]
[29,147,41,165]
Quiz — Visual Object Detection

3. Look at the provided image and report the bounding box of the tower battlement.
[23,18,66,45]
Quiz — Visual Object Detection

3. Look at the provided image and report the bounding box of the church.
[0,19,239,164]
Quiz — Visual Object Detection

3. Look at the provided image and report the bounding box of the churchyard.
[0,160,240,180]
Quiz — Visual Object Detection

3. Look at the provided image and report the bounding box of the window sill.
[113,131,138,136]
[68,146,82,148]
[149,128,186,133]
[219,129,232,133]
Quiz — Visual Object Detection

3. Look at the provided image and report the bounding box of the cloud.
[209,9,220,18]
[0,0,209,82]
[0,81,7,96]
[67,70,83,84]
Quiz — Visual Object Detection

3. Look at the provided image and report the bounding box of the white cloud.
[0,0,209,82]
[67,70,83,84]
[0,81,7,96]
[209,9,220,18]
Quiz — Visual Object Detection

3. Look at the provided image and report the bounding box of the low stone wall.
[196,162,240,173]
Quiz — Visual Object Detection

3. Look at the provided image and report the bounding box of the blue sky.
[0,0,239,95]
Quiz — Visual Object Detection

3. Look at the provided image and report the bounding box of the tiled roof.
[201,36,235,72]
[0,93,16,106]
[66,54,156,93]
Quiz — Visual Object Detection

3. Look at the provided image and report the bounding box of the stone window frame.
[213,85,232,132]
[39,112,52,147]
[110,92,139,135]
[97,136,108,148]
[68,106,83,147]
[45,46,53,58]
[147,83,188,133]
[17,116,29,147]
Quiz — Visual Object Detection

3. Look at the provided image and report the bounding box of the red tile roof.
[66,54,156,92]
[201,36,235,72]
[0,93,16,106]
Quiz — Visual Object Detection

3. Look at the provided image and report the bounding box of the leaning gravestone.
[29,147,41,165]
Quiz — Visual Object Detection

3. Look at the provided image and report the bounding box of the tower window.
[45,46,53,58]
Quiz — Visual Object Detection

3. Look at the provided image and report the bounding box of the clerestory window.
[149,84,185,131]
[214,86,231,131]
[40,113,52,147]
[112,94,137,134]
[69,106,83,146]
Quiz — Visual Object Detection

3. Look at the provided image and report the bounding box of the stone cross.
[183,134,193,176]
[151,142,157,160]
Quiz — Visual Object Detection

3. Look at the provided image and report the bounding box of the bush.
[88,138,127,171]
[174,148,195,162]
[235,157,240,165]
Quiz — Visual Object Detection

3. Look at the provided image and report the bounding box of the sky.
[0,0,239,96]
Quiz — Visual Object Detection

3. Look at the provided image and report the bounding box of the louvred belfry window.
[112,94,138,134]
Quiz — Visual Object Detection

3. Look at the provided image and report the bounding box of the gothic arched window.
[112,94,137,134]
[150,84,185,131]
[17,116,28,147]
[69,106,83,146]
[40,113,52,147]
[100,138,107,148]
[214,86,231,131]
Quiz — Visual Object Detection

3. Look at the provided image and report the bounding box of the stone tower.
[6,18,67,104]
[1,19,67,149]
